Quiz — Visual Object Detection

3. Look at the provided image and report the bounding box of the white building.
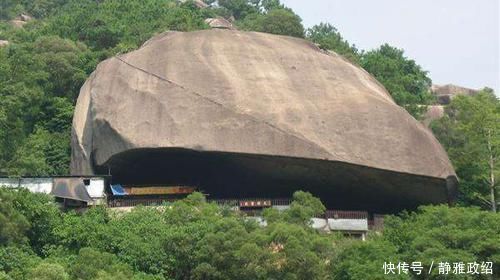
[0,176,107,207]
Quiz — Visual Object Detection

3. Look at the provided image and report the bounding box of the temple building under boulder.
[15,29,459,236]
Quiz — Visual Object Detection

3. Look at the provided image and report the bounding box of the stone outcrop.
[431,84,479,105]
[422,105,445,126]
[9,13,33,29]
[71,30,457,212]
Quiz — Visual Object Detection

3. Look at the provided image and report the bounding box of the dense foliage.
[306,23,359,63]
[237,7,304,38]
[431,91,500,211]
[0,188,499,279]
[360,44,434,118]
[0,0,70,20]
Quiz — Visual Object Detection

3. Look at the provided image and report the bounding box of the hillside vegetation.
[0,1,499,278]
[1,189,499,279]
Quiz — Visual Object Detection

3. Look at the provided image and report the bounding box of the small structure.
[0,176,107,207]
[325,210,370,239]
[311,218,329,231]
[107,184,196,207]
[1,178,382,237]
[328,219,368,240]
[52,177,107,207]
[216,198,374,238]
[0,40,9,47]
[106,195,378,238]
[204,17,234,29]
[0,177,52,193]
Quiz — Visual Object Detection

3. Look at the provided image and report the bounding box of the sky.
[282,0,500,95]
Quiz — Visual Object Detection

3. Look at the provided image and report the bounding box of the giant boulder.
[71,30,457,212]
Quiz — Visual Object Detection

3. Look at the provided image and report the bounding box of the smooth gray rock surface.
[71,30,457,211]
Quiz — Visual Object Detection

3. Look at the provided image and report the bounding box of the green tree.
[0,0,70,19]
[360,44,433,118]
[383,205,500,279]
[306,23,360,63]
[8,188,62,255]
[218,0,258,20]
[31,36,92,100]
[28,262,69,280]
[103,206,172,275]
[283,190,326,226]
[189,191,334,279]
[259,0,283,11]
[46,0,207,51]
[431,91,500,211]
[0,0,17,19]
[1,188,499,279]
[0,35,92,176]
[0,189,30,246]
[7,128,70,176]
[332,240,408,280]
[0,188,62,253]
[52,207,109,252]
[69,248,135,280]
[238,8,304,38]
[0,271,11,280]
[0,246,40,280]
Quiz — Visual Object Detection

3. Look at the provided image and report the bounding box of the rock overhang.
[71,29,458,212]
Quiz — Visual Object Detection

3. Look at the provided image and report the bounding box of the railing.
[208,199,239,207]
[108,198,177,207]
[208,198,292,207]
[325,210,369,220]
[107,197,370,221]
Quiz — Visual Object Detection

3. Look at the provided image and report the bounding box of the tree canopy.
[431,91,500,211]
[0,188,499,279]
[237,7,304,38]
[306,23,359,63]
[360,44,433,118]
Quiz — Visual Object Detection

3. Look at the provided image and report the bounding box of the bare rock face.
[18,13,33,21]
[9,20,27,28]
[9,13,33,29]
[432,84,479,105]
[71,30,457,212]
[422,105,445,127]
